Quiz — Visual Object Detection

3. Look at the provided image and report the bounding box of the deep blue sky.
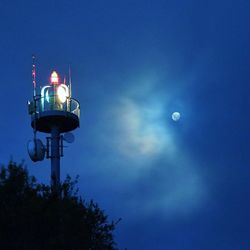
[0,0,249,249]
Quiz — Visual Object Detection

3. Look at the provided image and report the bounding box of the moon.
[172,112,181,122]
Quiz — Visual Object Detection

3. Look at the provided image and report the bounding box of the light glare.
[50,71,59,84]
[57,84,69,103]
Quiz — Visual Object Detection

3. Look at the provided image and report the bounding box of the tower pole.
[51,126,60,194]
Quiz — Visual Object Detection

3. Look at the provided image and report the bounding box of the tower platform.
[29,96,80,133]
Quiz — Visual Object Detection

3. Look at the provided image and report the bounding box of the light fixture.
[57,84,69,103]
[50,71,59,84]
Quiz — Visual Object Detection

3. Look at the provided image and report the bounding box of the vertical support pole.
[51,126,60,195]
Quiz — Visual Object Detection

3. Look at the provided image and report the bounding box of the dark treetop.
[0,161,118,250]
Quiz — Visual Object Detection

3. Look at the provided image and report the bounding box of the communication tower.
[27,57,80,194]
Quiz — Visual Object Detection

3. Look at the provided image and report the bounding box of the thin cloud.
[78,77,207,218]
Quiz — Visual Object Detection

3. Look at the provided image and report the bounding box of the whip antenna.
[69,65,72,97]
[32,55,37,97]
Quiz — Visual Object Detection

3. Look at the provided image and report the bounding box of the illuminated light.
[50,71,59,84]
[57,84,69,103]
[41,85,52,108]
[45,89,50,103]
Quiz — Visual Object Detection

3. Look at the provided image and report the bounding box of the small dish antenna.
[63,132,75,143]
[27,139,46,162]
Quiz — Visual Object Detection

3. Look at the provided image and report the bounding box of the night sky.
[0,0,249,249]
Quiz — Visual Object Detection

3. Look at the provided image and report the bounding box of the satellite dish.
[63,132,75,143]
[27,139,45,162]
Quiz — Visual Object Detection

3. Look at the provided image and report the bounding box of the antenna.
[63,132,75,143]
[69,65,72,97]
[27,139,45,162]
[32,55,36,97]
[31,55,38,144]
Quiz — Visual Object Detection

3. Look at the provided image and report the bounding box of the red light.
[50,71,59,84]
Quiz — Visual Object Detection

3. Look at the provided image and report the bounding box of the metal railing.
[28,95,80,119]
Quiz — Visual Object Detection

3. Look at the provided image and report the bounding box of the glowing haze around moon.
[172,112,181,122]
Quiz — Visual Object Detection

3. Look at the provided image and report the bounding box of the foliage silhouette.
[0,161,118,250]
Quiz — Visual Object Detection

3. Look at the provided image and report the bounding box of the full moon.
[172,112,181,122]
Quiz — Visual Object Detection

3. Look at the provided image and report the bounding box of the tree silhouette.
[0,161,118,250]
